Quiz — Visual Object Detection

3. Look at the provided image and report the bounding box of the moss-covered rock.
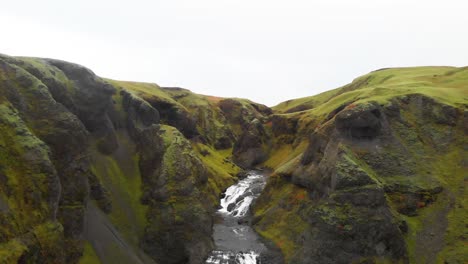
[140,125,214,264]
[233,118,272,168]
[257,67,467,264]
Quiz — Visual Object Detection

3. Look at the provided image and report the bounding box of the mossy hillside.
[254,67,467,263]
[218,97,271,137]
[78,242,101,264]
[275,66,467,115]
[106,80,187,122]
[0,55,73,96]
[0,56,94,262]
[253,174,310,261]
[10,57,74,92]
[1,222,64,263]
[263,137,309,171]
[109,86,128,125]
[107,79,274,152]
[156,125,211,202]
[0,58,80,140]
[272,87,341,114]
[0,103,66,262]
[32,221,65,261]
[434,151,467,263]
[380,105,467,263]
[118,86,191,139]
[193,144,240,205]
[0,55,136,262]
[268,67,467,182]
[142,125,217,263]
[161,87,237,149]
[0,103,63,258]
[81,74,255,262]
[106,79,176,105]
[90,130,147,248]
[271,67,468,143]
[1,54,266,263]
[1,56,96,260]
[257,153,409,263]
[1,53,466,263]
[0,238,28,263]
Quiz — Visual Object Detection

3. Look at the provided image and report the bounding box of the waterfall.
[205,171,267,264]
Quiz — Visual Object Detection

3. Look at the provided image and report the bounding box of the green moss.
[90,131,147,247]
[15,57,73,89]
[193,143,239,204]
[381,112,465,262]
[254,176,310,261]
[0,103,54,236]
[272,87,341,113]
[273,67,467,129]
[32,221,64,261]
[110,86,127,121]
[195,144,239,178]
[78,242,101,264]
[263,145,293,170]
[106,79,185,110]
[433,151,467,263]
[0,238,27,263]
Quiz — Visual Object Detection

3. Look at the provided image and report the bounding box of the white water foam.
[219,173,265,217]
[205,251,260,264]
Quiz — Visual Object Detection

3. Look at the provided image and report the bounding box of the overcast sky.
[1,0,467,106]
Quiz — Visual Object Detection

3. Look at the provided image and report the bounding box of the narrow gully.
[205,171,267,264]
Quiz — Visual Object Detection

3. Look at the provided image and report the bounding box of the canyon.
[0,54,466,264]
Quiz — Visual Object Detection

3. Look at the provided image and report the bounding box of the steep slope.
[107,79,273,168]
[0,54,272,264]
[254,66,467,263]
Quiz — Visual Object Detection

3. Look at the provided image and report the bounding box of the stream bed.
[205,171,268,264]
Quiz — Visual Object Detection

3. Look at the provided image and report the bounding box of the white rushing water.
[219,173,265,217]
[205,251,259,264]
[205,171,267,264]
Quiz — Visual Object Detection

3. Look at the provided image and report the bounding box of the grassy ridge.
[273,66,467,118]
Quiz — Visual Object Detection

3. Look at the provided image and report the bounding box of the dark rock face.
[2,55,261,264]
[0,55,220,264]
[44,59,117,134]
[300,130,329,166]
[144,96,199,139]
[0,56,93,262]
[121,90,160,137]
[290,151,408,263]
[139,126,215,264]
[255,95,466,263]
[335,103,382,139]
[271,115,298,144]
[18,59,121,246]
[227,203,236,212]
[294,204,407,264]
[233,119,271,168]
[218,98,273,168]
[218,99,271,132]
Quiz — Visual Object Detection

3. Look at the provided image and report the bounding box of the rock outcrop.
[254,67,467,264]
[0,55,244,264]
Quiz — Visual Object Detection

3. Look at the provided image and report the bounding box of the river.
[205,171,268,264]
